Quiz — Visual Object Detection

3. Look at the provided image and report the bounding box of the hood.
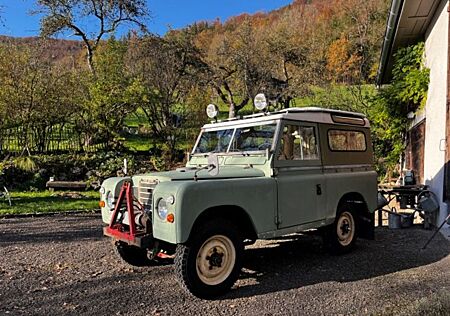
[132,165,265,183]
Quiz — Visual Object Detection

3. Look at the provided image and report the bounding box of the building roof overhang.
[377,0,443,86]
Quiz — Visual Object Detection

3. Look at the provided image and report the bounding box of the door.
[274,121,325,228]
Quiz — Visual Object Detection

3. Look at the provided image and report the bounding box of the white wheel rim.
[337,211,355,246]
[196,235,236,286]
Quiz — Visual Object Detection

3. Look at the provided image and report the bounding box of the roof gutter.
[376,0,405,87]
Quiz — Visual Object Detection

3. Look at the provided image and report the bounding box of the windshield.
[193,123,277,154]
[194,128,234,154]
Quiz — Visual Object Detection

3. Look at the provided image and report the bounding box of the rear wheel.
[324,203,357,254]
[114,241,153,267]
[175,219,243,298]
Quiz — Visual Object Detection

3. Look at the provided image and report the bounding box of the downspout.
[444,3,450,203]
[376,0,405,87]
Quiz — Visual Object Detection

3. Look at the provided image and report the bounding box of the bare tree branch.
[36,0,149,74]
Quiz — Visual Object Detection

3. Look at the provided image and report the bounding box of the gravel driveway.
[0,214,449,315]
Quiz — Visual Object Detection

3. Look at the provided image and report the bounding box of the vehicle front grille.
[137,179,158,213]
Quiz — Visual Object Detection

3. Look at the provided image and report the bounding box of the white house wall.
[423,0,449,225]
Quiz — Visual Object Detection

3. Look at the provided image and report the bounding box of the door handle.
[316,184,322,195]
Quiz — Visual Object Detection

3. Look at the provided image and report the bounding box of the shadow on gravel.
[1,272,164,315]
[0,215,103,244]
[0,228,103,244]
[226,227,450,299]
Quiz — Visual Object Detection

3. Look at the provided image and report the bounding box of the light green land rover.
[100,98,377,298]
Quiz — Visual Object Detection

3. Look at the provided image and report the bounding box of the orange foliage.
[326,37,362,82]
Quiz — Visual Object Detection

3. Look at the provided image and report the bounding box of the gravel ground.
[0,214,449,316]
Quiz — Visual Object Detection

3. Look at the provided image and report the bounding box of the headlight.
[99,186,106,195]
[106,191,115,209]
[157,198,169,220]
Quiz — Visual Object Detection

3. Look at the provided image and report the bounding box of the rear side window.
[278,125,319,160]
[328,129,366,152]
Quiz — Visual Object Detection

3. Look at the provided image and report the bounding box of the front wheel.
[175,219,243,298]
[324,203,357,255]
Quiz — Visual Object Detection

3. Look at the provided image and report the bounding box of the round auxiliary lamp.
[206,103,219,120]
[254,93,268,112]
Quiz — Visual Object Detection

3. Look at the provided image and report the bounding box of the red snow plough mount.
[103,182,153,248]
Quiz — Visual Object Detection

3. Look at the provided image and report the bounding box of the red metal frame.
[103,181,153,248]
[105,182,137,241]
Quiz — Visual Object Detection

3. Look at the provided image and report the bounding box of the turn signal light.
[99,201,105,208]
[167,213,175,223]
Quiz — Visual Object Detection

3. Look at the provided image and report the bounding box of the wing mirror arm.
[193,154,219,181]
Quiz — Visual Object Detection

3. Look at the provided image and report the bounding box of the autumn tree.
[37,0,149,74]
[200,31,248,118]
[323,0,388,83]
[339,0,388,81]
[229,21,271,112]
[261,3,321,109]
[199,18,273,118]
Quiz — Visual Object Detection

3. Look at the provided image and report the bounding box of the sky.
[0,0,293,38]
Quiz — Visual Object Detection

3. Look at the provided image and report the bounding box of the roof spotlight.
[206,104,219,119]
[254,93,268,111]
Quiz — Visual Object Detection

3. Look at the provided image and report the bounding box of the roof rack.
[275,107,366,118]
[242,112,267,119]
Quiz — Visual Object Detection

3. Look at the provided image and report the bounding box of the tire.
[114,241,153,267]
[174,219,243,298]
[324,202,357,255]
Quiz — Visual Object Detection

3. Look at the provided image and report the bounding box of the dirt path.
[0,214,449,315]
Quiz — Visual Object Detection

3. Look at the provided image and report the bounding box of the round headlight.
[157,198,169,220]
[106,191,115,209]
[99,186,106,195]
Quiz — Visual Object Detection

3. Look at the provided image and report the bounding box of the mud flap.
[358,212,375,240]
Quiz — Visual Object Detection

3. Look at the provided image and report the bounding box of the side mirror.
[207,154,219,176]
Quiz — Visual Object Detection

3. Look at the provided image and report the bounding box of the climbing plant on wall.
[391,42,430,109]
[370,42,429,175]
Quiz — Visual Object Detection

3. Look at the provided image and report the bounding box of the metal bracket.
[104,181,151,247]
[440,138,447,151]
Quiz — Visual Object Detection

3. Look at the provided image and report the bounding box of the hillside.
[0,35,84,65]
[0,0,388,76]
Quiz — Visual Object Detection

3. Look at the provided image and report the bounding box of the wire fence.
[0,124,108,155]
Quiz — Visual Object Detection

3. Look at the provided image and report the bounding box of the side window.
[328,129,366,151]
[278,125,319,160]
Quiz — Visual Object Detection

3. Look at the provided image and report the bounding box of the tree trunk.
[283,96,292,109]
[229,102,236,118]
[85,44,95,75]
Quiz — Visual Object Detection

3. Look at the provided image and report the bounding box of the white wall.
[423,0,449,226]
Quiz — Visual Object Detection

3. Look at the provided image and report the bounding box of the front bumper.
[103,226,153,248]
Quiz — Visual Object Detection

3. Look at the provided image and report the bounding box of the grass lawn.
[124,108,148,127]
[123,133,152,151]
[0,190,100,216]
